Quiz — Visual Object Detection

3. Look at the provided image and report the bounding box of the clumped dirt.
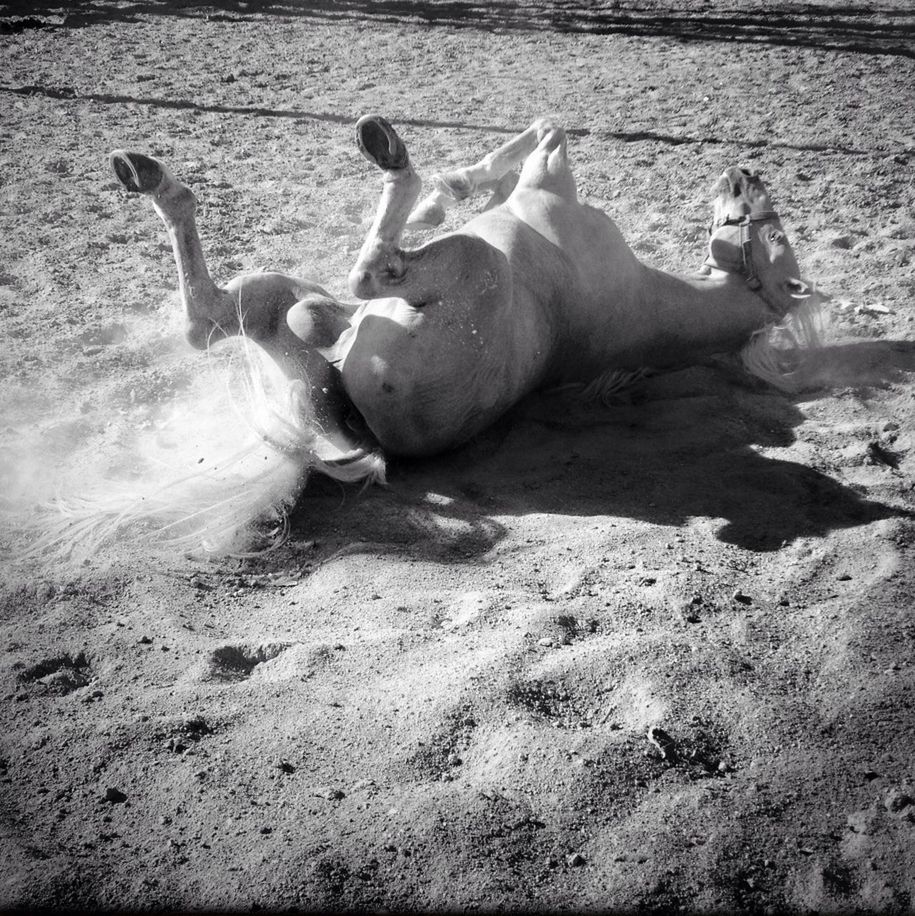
[1,1,914,912]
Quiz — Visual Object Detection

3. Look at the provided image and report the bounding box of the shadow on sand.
[2,0,913,58]
[288,341,915,563]
[0,83,890,158]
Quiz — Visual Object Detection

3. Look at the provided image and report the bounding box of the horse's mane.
[740,291,827,391]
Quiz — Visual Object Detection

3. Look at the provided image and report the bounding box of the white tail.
[23,325,385,567]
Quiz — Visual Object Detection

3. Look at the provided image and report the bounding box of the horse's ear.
[787,277,812,299]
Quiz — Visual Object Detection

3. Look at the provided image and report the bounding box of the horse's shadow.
[289,340,915,564]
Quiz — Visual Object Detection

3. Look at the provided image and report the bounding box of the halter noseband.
[704,210,779,291]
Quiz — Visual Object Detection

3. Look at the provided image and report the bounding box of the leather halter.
[704,210,779,291]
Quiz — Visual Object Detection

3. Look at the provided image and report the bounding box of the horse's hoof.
[109,150,166,194]
[355,115,409,171]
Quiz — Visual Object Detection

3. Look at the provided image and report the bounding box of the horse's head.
[707,166,813,315]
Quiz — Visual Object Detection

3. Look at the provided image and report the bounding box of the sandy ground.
[1,1,915,912]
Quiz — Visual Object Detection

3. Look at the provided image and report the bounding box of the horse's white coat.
[72,120,820,554]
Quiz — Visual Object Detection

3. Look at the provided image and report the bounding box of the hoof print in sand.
[19,651,92,695]
[189,642,331,684]
[162,716,214,753]
[440,591,490,630]
[409,707,478,781]
[507,678,589,729]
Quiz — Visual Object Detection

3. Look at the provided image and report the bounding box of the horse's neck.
[618,263,777,368]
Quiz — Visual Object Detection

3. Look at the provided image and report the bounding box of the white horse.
[98,117,819,552]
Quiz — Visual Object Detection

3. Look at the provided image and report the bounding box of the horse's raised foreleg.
[407,118,554,229]
[347,116,422,299]
[348,116,507,306]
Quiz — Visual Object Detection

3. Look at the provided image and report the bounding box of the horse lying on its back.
[67,116,821,555]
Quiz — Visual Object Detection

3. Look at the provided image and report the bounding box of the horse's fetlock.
[382,166,418,188]
[163,185,197,213]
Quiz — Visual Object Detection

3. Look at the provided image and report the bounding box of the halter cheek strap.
[704,210,779,291]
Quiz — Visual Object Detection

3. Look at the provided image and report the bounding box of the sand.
[1,1,914,911]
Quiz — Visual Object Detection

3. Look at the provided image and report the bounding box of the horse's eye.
[768,230,784,244]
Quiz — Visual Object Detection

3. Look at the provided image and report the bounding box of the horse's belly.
[337,298,515,456]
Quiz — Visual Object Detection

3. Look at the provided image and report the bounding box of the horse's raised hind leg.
[109,151,242,350]
[407,118,555,229]
[110,150,365,449]
[110,151,353,357]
